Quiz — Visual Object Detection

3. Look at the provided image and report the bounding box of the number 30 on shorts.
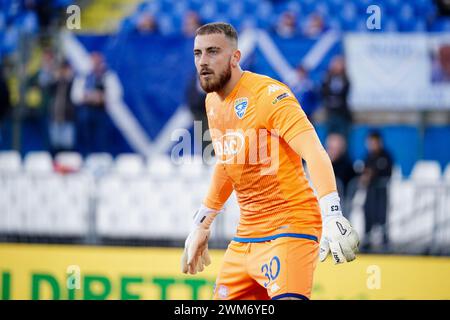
[261,256,281,287]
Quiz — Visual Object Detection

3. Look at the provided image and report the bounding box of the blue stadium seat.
[385,0,402,16]
[215,0,230,17]
[187,0,202,12]
[255,0,273,20]
[355,18,369,32]
[157,14,175,35]
[301,0,316,16]
[315,2,330,19]
[342,2,357,21]
[327,0,345,13]
[286,0,302,15]
[383,17,399,32]
[414,0,434,14]
[412,20,427,32]
[199,2,218,21]
[355,0,375,15]
[227,1,245,19]
[328,17,343,32]
[172,1,189,18]
[429,18,450,32]
[238,15,258,31]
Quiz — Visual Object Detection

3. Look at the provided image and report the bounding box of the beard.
[198,63,232,93]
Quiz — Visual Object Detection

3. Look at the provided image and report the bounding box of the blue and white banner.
[345,33,450,110]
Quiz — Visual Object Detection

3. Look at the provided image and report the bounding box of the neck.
[216,67,244,101]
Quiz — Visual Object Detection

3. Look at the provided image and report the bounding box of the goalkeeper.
[181,22,359,300]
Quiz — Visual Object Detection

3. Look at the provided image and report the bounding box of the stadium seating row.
[0,150,449,253]
[122,0,444,34]
[1,150,450,180]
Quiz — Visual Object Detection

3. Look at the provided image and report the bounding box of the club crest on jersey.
[234,97,248,119]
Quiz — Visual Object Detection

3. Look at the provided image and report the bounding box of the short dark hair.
[368,129,382,140]
[195,22,238,45]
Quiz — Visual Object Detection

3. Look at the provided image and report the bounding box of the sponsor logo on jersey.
[271,92,290,104]
[234,97,248,119]
[213,131,245,163]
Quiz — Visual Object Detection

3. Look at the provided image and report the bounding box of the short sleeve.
[257,84,314,143]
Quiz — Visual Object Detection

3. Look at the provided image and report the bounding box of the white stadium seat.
[147,154,176,178]
[178,156,206,180]
[391,164,403,181]
[55,152,83,172]
[443,164,450,182]
[0,150,22,174]
[24,151,53,174]
[114,153,145,176]
[410,161,441,182]
[85,153,113,177]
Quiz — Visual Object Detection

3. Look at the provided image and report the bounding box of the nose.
[198,52,209,68]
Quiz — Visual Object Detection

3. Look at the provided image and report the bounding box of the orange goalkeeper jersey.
[205,71,322,242]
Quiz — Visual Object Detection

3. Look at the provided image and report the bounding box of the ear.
[231,49,241,68]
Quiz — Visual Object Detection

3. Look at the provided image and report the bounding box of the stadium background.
[0,0,450,300]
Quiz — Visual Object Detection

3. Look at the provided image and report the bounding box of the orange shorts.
[213,235,319,300]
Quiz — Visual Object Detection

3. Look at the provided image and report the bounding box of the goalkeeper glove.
[319,192,359,264]
[181,204,220,275]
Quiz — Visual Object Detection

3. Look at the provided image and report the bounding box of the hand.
[181,205,219,275]
[319,215,359,264]
[319,192,359,264]
[181,226,212,274]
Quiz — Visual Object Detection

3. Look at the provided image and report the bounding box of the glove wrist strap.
[193,204,220,229]
[319,191,343,224]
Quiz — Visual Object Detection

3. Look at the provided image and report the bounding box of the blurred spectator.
[185,73,209,158]
[136,12,159,34]
[37,49,57,114]
[48,60,75,155]
[273,12,299,38]
[360,130,393,252]
[321,55,352,138]
[303,13,326,38]
[24,49,56,149]
[34,0,53,30]
[0,65,11,144]
[38,50,56,87]
[431,44,450,83]
[436,0,450,16]
[71,52,110,156]
[182,11,202,38]
[326,132,356,202]
[291,65,318,119]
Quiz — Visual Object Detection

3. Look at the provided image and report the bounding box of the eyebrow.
[193,46,221,53]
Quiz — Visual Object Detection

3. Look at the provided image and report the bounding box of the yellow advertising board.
[0,243,449,300]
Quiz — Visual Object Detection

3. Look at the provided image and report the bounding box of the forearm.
[287,130,337,199]
[203,164,234,211]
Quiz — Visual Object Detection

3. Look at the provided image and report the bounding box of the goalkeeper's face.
[194,33,237,93]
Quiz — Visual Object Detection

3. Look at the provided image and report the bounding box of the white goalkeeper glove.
[181,204,220,275]
[319,192,359,264]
